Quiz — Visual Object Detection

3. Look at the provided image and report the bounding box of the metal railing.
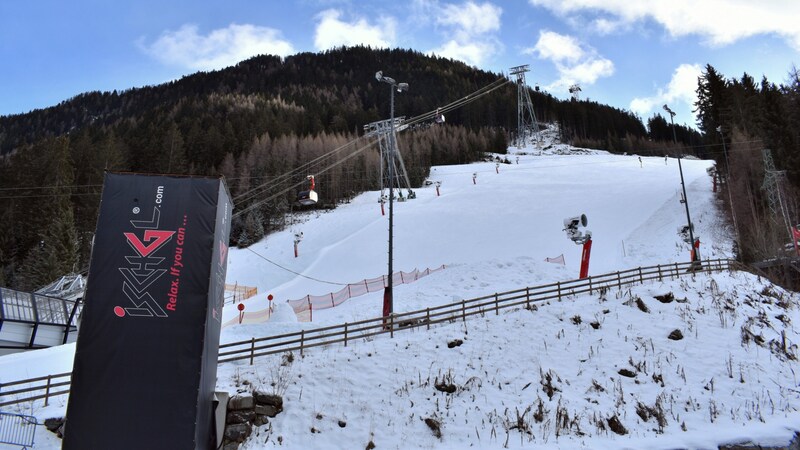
[0,287,82,348]
[0,411,37,449]
[0,259,735,408]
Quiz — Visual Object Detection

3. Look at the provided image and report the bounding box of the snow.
[2,128,799,449]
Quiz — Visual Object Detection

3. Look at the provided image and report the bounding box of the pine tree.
[695,64,729,135]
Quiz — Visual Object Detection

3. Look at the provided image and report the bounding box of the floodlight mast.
[664,104,699,263]
[375,71,408,321]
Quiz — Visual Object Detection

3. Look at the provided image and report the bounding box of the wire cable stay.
[231,77,514,219]
[244,246,347,285]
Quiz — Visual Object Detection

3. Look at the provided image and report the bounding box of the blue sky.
[1,0,797,129]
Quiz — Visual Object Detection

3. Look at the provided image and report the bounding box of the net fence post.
[300,330,305,358]
[250,337,255,365]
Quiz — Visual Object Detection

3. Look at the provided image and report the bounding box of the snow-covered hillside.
[2,131,799,450]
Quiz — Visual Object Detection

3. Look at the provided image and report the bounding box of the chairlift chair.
[435,108,445,124]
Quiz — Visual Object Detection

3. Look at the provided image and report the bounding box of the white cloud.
[590,17,630,35]
[530,30,584,64]
[438,1,502,37]
[427,1,504,67]
[140,24,295,71]
[630,63,703,122]
[526,30,614,91]
[528,0,800,50]
[561,58,615,85]
[430,40,497,67]
[313,9,396,50]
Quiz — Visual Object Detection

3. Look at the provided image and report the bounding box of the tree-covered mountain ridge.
[1,46,678,158]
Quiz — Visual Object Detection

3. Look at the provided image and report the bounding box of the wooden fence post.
[617,272,621,289]
[495,293,499,315]
[658,265,662,281]
[462,299,466,322]
[250,337,255,365]
[557,281,561,300]
[344,323,348,347]
[44,375,52,407]
[526,287,530,309]
[674,263,679,279]
[638,268,644,283]
[390,315,394,338]
[426,308,430,330]
[300,330,305,358]
[588,276,593,295]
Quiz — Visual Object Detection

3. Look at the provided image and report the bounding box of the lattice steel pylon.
[364,117,414,200]
[509,65,540,149]
[762,148,796,251]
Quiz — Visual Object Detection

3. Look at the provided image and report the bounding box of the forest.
[693,64,800,279]
[0,47,713,289]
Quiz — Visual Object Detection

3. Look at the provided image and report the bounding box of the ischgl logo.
[115,207,175,318]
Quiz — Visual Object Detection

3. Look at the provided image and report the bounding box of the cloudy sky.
[1,0,797,128]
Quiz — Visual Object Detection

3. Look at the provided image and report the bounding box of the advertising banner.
[64,172,232,450]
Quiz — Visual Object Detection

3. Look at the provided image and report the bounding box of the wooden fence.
[0,259,735,408]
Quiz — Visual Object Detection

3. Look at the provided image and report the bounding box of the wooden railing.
[0,371,72,408]
[0,259,735,408]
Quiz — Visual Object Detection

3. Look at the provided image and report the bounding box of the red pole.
[383,288,392,327]
[294,241,298,258]
[436,186,440,196]
[579,239,593,279]
[381,200,385,216]
[692,238,701,262]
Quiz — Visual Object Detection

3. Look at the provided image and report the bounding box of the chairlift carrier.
[435,108,445,124]
[297,175,318,206]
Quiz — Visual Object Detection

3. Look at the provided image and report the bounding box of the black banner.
[64,172,232,450]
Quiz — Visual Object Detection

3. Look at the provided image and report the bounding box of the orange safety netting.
[224,283,258,304]
[221,304,274,329]
[289,265,446,322]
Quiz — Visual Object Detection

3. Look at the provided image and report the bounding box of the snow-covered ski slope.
[4,129,800,450]
[221,132,728,328]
